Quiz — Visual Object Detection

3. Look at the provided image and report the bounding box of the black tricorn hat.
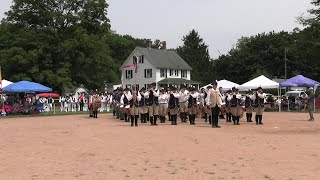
[256,87,263,90]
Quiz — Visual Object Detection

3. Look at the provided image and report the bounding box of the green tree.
[177,29,215,85]
[0,0,118,92]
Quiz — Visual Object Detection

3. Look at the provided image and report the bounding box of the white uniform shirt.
[159,93,169,104]
[179,90,189,102]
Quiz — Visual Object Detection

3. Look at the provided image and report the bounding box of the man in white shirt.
[158,88,169,123]
[206,82,222,128]
[144,82,160,126]
[120,88,132,122]
[179,85,189,123]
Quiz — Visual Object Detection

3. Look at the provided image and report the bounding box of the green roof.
[136,47,193,70]
[158,78,199,85]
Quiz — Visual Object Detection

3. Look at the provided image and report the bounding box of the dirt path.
[0,112,319,180]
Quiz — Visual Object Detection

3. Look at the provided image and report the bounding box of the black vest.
[231,94,241,107]
[169,94,180,109]
[123,95,129,105]
[225,96,230,106]
[146,90,159,106]
[245,96,253,108]
[254,93,264,107]
[139,95,145,106]
[188,95,197,108]
[130,92,139,107]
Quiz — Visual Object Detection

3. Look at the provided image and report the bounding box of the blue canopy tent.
[280,75,320,111]
[280,75,320,90]
[3,81,52,93]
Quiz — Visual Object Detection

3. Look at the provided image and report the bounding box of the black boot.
[131,115,134,126]
[154,115,158,126]
[204,113,208,122]
[135,115,139,126]
[168,112,171,121]
[171,115,175,125]
[246,113,249,122]
[255,115,259,125]
[113,110,116,116]
[232,116,236,125]
[162,116,166,123]
[174,115,178,125]
[209,116,212,124]
[237,116,240,125]
[150,117,154,126]
[249,113,253,122]
[140,114,143,123]
[189,115,192,125]
[124,114,128,122]
[259,115,263,125]
[96,111,98,118]
[192,115,196,125]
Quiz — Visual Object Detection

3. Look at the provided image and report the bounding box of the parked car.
[284,90,307,98]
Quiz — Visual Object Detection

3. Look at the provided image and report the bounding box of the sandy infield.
[0,112,319,180]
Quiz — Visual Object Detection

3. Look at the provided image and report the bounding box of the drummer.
[219,86,226,119]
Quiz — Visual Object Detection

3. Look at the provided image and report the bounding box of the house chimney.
[161,41,167,50]
[146,39,152,48]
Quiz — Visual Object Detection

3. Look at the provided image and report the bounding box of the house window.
[169,69,173,76]
[135,84,140,91]
[126,70,133,79]
[144,84,150,89]
[160,69,167,78]
[139,55,144,64]
[144,69,152,78]
[174,70,179,76]
[181,70,187,78]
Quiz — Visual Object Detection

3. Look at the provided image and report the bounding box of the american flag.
[121,56,139,74]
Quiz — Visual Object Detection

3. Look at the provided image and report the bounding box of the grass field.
[0,112,319,180]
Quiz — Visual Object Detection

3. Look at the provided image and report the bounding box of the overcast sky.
[0,0,313,58]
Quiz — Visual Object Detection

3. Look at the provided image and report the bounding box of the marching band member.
[219,87,226,119]
[168,86,180,125]
[88,92,94,116]
[139,87,148,123]
[100,93,106,113]
[145,82,160,126]
[120,88,132,122]
[229,88,242,125]
[198,88,206,121]
[253,87,266,125]
[205,86,212,124]
[188,87,198,125]
[47,95,54,112]
[225,90,232,122]
[71,95,77,112]
[106,92,112,112]
[158,88,169,123]
[245,90,254,122]
[92,94,102,118]
[128,86,141,127]
[179,85,189,123]
[206,82,222,128]
[59,96,65,112]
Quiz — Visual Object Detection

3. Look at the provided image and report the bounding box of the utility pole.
[284,48,288,81]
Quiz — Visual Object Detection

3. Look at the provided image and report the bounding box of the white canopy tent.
[238,75,279,90]
[201,79,239,91]
[1,79,13,88]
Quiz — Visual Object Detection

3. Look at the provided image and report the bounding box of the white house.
[120,40,198,90]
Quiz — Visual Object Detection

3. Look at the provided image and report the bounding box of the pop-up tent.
[280,75,319,111]
[1,79,13,88]
[3,81,52,93]
[201,79,239,90]
[280,75,320,90]
[238,75,279,90]
[217,79,239,91]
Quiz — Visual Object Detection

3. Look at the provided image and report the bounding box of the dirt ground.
[0,112,319,180]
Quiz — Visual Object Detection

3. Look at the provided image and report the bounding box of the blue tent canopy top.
[2,81,52,93]
[280,75,320,90]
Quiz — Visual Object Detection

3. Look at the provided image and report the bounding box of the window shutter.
[144,69,147,78]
